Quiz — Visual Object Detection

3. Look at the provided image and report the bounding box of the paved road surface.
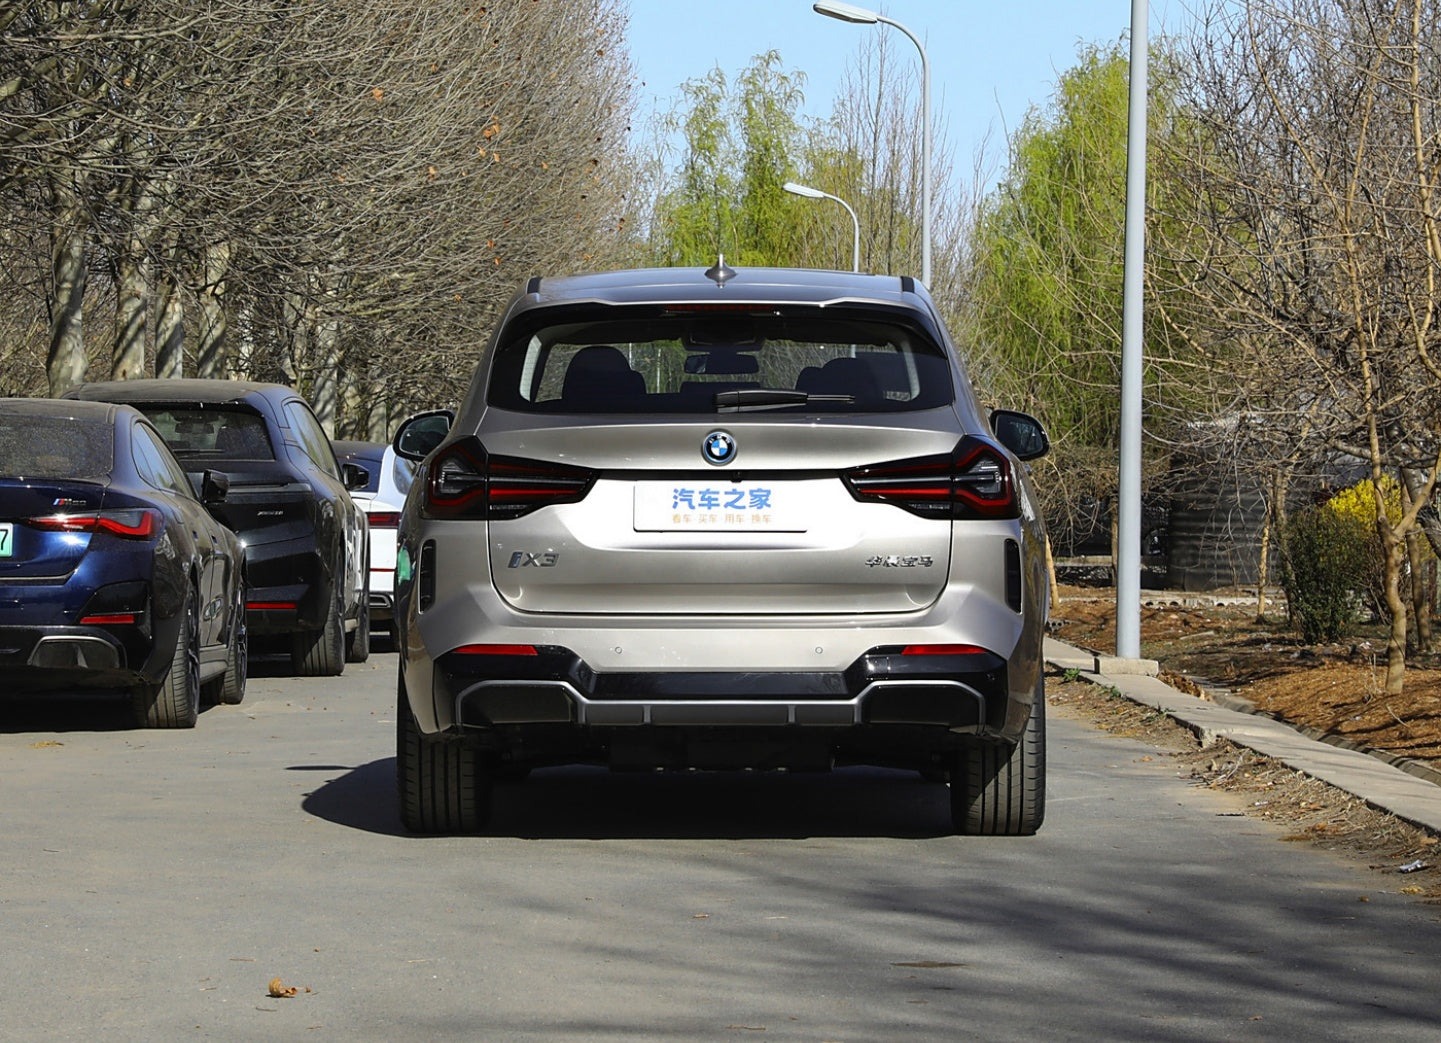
[3,651,1440,1041]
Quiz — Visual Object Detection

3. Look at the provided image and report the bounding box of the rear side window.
[485,307,954,415]
[0,415,112,477]
[284,402,341,480]
[146,408,275,461]
[131,424,194,497]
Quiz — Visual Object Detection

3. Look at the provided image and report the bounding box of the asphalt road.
[4,650,1441,1042]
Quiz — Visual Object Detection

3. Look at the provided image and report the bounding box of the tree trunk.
[1400,467,1441,562]
[311,314,340,436]
[1407,527,1431,654]
[1256,496,1272,622]
[1379,519,1409,696]
[47,178,88,397]
[111,250,148,380]
[154,270,186,379]
[196,240,231,378]
[1403,466,1432,653]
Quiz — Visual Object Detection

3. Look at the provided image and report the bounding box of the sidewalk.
[1045,635,1441,836]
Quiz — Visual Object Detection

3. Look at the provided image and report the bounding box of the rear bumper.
[0,622,171,693]
[245,546,330,633]
[366,575,394,623]
[433,645,1007,729]
[401,644,1027,772]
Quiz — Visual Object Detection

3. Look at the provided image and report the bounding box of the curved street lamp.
[812,1,930,285]
[784,180,860,272]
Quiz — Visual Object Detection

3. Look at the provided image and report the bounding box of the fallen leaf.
[29,740,63,748]
[267,977,311,998]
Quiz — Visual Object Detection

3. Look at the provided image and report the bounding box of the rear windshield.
[485,307,955,414]
[0,415,112,478]
[145,408,275,461]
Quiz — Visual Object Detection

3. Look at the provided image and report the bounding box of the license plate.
[633,482,806,532]
[0,522,11,557]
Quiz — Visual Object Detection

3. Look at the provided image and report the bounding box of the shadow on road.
[0,693,222,732]
[301,760,956,841]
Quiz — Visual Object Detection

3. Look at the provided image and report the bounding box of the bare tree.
[1155,0,1441,691]
[1,0,638,435]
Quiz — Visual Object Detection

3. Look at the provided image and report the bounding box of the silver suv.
[391,263,1051,835]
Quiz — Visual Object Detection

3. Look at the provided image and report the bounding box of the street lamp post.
[1116,0,1148,660]
[783,180,861,272]
[812,1,930,286]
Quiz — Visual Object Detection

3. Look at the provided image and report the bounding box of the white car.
[389,263,1051,836]
[333,440,414,644]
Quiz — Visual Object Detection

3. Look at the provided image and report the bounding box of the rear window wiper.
[713,388,853,412]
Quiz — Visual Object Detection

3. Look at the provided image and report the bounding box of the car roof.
[333,439,385,461]
[517,264,932,311]
[0,396,135,423]
[62,378,298,407]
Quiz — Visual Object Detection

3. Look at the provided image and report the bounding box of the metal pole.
[1117,0,1148,659]
[878,16,931,286]
[811,4,930,285]
[783,181,861,271]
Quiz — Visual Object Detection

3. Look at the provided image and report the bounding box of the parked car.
[390,263,1051,836]
[333,439,415,643]
[0,397,247,727]
[63,379,369,677]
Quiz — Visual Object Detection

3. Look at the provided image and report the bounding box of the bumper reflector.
[453,644,539,656]
[900,643,990,656]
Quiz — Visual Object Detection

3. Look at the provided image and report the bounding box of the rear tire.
[345,588,370,664]
[135,586,200,729]
[396,667,490,834]
[950,691,1045,836]
[218,575,248,705]
[291,568,345,677]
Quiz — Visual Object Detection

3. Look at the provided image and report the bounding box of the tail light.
[367,511,401,528]
[422,437,595,521]
[27,508,163,539]
[843,436,1018,520]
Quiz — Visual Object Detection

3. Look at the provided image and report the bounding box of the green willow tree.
[965,42,1198,555]
[647,52,809,267]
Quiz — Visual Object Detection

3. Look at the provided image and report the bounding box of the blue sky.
[625,0,1193,175]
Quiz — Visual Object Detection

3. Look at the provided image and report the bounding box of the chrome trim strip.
[455,677,987,728]
[28,635,122,671]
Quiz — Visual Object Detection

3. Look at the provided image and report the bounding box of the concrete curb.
[1045,635,1441,836]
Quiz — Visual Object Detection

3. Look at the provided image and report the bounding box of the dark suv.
[65,379,370,676]
[391,264,1051,835]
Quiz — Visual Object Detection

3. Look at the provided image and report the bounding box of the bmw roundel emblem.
[702,430,737,466]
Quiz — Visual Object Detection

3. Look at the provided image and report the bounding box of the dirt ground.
[1047,584,1441,902]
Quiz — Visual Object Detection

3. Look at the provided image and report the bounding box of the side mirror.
[341,463,370,491]
[989,409,1050,461]
[393,409,455,462]
[200,469,230,505]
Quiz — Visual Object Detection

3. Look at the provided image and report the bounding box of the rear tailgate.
[481,421,956,615]
[192,463,316,548]
[0,480,107,581]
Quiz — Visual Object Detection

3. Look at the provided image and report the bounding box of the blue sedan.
[0,398,247,727]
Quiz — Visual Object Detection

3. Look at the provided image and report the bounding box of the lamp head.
[812,1,880,25]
